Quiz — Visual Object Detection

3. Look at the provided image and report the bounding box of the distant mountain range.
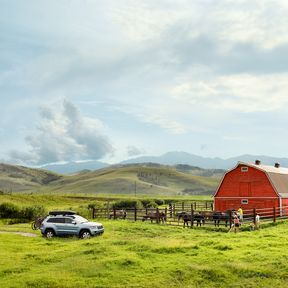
[39,151,288,174]
[41,160,108,174]
[122,152,288,169]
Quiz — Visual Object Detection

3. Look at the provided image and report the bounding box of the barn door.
[239,182,251,197]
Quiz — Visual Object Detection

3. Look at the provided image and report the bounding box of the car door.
[63,217,78,235]
[53,217,66,234]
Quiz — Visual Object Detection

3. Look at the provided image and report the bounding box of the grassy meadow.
[1,219,288,287]
[0,194,288,288]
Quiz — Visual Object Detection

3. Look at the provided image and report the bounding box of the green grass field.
[0,193,288,288]
[1,219,288,288]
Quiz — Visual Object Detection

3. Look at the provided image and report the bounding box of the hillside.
[0,163,220,196]
[47,165,220,196]
[0,163,62,193]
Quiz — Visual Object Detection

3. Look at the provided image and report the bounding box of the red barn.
[214,160,288,213]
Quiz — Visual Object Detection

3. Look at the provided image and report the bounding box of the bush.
[141,199,157,208]
[154,199,165,206]
[20,205,46,220]
[0,203,46,220]
[87,201,103,210]
[112,200,142,209]
[0,203,19,218]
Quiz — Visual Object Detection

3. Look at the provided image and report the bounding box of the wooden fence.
[90,204,288,229]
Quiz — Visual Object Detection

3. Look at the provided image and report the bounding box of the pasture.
[1,194,288,287]
[1,219,288,286]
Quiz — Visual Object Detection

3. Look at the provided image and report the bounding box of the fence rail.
[90,204,288,229]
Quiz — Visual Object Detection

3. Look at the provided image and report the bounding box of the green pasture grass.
[0,193,213,209]
[1,219,288,287]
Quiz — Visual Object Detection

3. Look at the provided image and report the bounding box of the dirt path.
[0,231,38,237]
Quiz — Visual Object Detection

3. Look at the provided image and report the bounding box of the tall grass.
[1,217,288,287]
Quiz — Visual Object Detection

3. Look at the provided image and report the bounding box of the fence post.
[229,210,232,228]
[182,202,184,211]
[273,207,276,223]
[165,208,167,223]
[113,208,116,220]
[191,204,194,228]
[173,204,175,217]
[194,202,197,210]
[253,208,256,224]
[92,208,96,219]
[169,204,172,218]
[134,206,137,221]
[156,208,159,224]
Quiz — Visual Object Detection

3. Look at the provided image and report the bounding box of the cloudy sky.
[1,0,288,165]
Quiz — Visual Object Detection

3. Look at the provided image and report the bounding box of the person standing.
[238,207,243,222]
[255,213,260,230]
[233,216,240,233]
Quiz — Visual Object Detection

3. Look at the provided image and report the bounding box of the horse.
[212,211,230,227]
[178,212,205,227]
[142,211,166,223]
[109,209,127,219]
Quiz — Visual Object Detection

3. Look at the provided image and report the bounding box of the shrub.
[141,199,157,208]
[112,200,142,209]
[0,203,46,220]
[154,199,165,206]
[87,201,103,210]
[20,205,46,220]
[0,203,19,218]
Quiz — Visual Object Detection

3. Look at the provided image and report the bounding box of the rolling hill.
[0,163,221,196]
[0,163,62,193]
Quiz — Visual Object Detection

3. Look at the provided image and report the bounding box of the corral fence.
[90,203,288,229]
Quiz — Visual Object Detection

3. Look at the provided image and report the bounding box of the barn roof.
[238,162,288,197]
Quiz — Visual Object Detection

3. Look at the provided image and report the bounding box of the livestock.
[142,211,166,223]
[178,212,205,227]
[109,209,127,219]
[212,211,230,227]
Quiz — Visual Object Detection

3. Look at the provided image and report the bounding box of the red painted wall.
[214,164,279,212]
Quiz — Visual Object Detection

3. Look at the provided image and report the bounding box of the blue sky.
[1,0,288,165]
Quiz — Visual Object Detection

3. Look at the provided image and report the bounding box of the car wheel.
[80,230,91,239]
[45,229,55,239]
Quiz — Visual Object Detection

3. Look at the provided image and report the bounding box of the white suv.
[40,211,104,239]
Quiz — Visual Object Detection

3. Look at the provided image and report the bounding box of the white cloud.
[171,74,288,112]
[9,100,113,165]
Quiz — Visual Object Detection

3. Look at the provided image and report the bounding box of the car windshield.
[74,216,89,223]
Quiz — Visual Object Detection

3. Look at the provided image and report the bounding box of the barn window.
[241,199,248,205]
[241,167,248,172]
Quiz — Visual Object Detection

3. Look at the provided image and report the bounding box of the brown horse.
[142,211,166,223]
[178,212,205,227]
[109,209,127,219]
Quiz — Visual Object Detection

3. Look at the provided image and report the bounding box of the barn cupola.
[255,160,261,165]
[275,162,280,168]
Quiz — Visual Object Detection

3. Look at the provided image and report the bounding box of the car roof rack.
[49,210,77,216]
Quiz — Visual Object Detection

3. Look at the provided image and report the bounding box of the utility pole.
[134,181,137,197]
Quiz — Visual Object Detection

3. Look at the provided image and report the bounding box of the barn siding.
[214,164,279,211]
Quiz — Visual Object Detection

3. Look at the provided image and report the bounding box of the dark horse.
[142,211,166,223]
[178,212,205,227]
[212,211,230,227]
